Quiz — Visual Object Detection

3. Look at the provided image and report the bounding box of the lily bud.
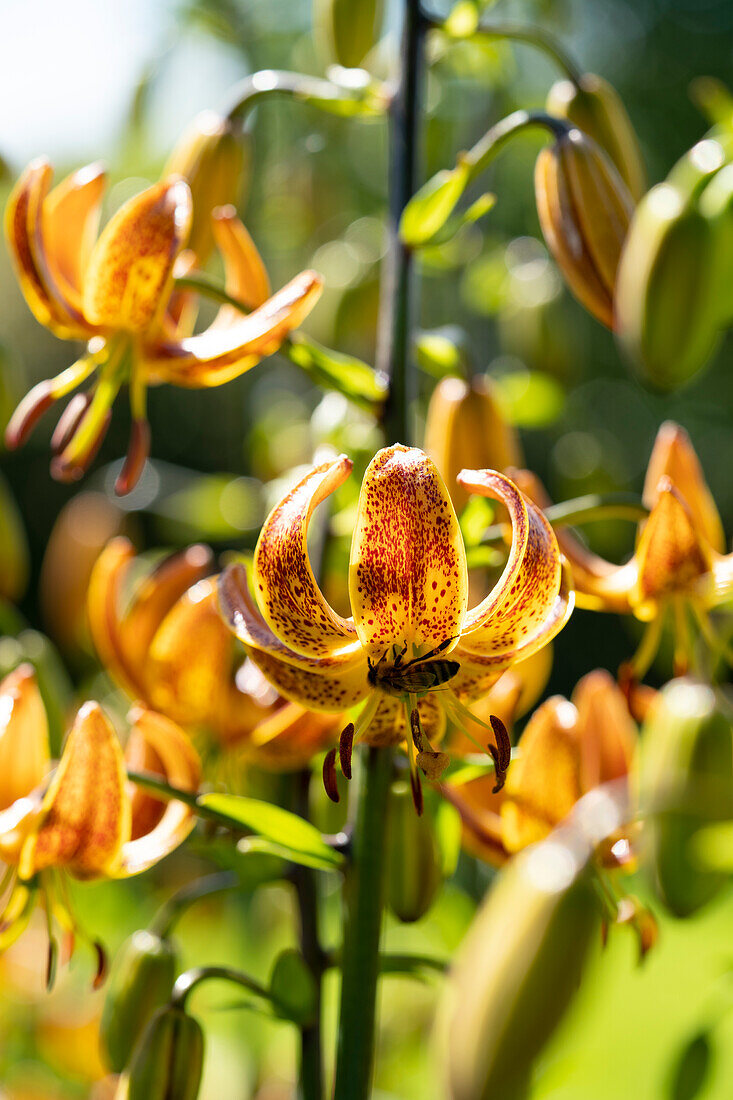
[101,930,177,1073]
[440,833,598,1100]
[424,375,523,512]
[639,679,733,917]
[546,74,646,201]
[314,0,384,69]
[535,128,634,328]
[123,1005,203,1100]
[387,781,442,923]
[164,110,248,264]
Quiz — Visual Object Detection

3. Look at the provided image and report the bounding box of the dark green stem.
[172,965,272,1010]
[463,109,569,180]
[221,69,386,125]
[150,872,238,939]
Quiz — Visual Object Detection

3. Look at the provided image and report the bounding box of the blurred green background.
[2,0,733,1097]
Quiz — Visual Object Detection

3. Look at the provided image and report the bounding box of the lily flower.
[88,537,343,767]
[219,445,573,800]
[446,670,638,866]
[0,665,200,981]
[4,160,322,493]
[514,421,733,678]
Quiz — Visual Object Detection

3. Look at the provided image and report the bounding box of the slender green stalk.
[222,69,386,126]
[481,493,649,543]
[172,965,272,1009]
[150,872,239,939]
[462,108,569,181]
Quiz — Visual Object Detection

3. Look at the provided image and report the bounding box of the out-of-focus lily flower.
[0,665,200,978]
[515,421,733,678]
[446,670,637,866]
[219,445,572,801]
[4,161,322,493]
[88,538,342,768]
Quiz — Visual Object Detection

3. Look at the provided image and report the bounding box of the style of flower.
[219,444,573,800]
[515,421,733,679]
[0,664,200,980]
[88,537,343,768]
[5,160,322,492]
[445,670,637,866]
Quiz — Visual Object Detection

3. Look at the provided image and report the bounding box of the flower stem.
[150,871,239,940]
[172,965,272,1010]
[222,69,386,126]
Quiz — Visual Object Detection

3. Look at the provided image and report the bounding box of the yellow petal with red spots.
[120,707,200,876]
[20,702,130,879]
[349,445,468,661]
[4,159,90,338]
[501,696,582,852]
[643,422,725,554]
[142,270,323,388]
[211,205,271,315]
[43,162,107,307]
[571,670,636,791]
[0,665,50,811]
[254,456,359,659]
[457,468,569,657]
[83,179,192,333]
[633,479,711,608]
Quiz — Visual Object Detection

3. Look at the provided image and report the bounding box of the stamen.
[51,409,112,481]
[626,611,665,681]
[50,392,91,454]
[5,380,56,449]
[403,699,424,816]
[339,722,355,780]
[416,750,450,781]
[115,418,151,495]
[323,748,340,804]
[410,707,424,752]
[410,768,424,816]
[93,940,109,989]
[488,715,511,792]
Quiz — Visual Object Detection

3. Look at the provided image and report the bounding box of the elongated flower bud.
[424,375,523,512]
[546,74,646,201]
[164,110,248,264]
[387,781,442,922]
[101,930,177,1073]
[440,833,598,1100]
[123,1006,203,1100]
[535,128,634,328]
[314,0,384,68]
[639,679,733,917]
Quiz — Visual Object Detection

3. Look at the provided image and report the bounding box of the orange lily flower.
[446,670,637,866]
[219,445,573,796]
[0,665,200,976]
[515,421,733,678]
[4,160,322,493]
[87,537,343,768]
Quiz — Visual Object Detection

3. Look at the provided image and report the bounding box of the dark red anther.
[115,417,151,496]
[339,722,355,780]
[323,748,340,804]
[50,392,91,454]
[409,768,424,816]
[92,940,108,990]
[5,380,56,449]
[51,409,112,483]
[46,935,58,991]
[488,714,511,792]
[410,707,423,752]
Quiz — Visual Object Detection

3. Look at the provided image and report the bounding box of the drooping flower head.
[87,537,343,768]
[5,160,322,493]
[515,421,733,680]
[0,665,200,983]
[219,445,573,804]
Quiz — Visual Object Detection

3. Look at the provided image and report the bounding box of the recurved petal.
[349,446,468,661]
[0,665,50,811]
[211,206,271,316]
[120,708,201,876]
[5,159,90,338]
[246,703,342,769]
[501,696,582,852]
[254,456,359,659]
[86,537,143,697]
[83,179,192,333]
[43,162,107,302]
[643,422,725,554]
[443,777,508,866]
[634,478,712,607]
[571,670,636,791]
[142,270,323,388]
[19,702,130,880]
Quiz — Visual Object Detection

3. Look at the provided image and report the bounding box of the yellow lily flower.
[0,665,200,978]
[514,421,733,677]
[87,537,344,768]
[446,670,637,866]
[4,160,322,493]
[219,445,573,798]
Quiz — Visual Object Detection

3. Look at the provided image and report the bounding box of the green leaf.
[414,328,472,378]
[669,1031,712,1100]
[379,953,448,980]
[426,192,496,247]
[284,334,386,412]
[400,162,471,247]
[198,793,344,868]
[493,368,564,429]
[435,800,463,877]
[270,950,318,1026]
[237,835,342,872]
[460,496,495,548]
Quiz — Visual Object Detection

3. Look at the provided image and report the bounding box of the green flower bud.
[101,930,177,1073]
[124,1006,203,1100]
[546,74,646,201]
[163,110,249,264]
[440,835,598,1100]
[639,679,733,917]
[314,0,384,69]
[387,781,442,923]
